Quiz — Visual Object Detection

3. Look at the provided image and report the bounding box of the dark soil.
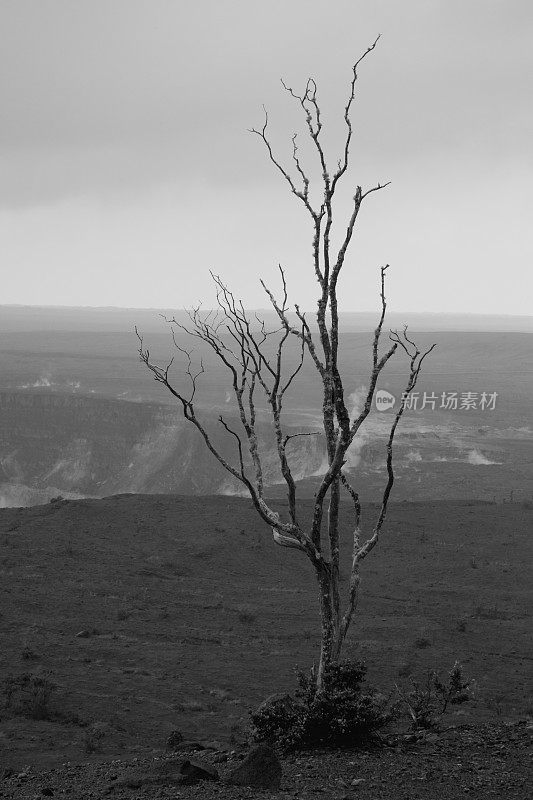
[0,495,532,796]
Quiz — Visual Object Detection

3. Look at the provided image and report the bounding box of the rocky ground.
[2,720,532,800]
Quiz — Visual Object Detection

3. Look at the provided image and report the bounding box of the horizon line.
[1,304,532,320]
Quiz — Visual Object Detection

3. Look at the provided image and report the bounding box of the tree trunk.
[315,563,339,692]
[328,478,341,625]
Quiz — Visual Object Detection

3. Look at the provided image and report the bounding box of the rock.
[41,789,54,796]
[179,759,219,784]
[150,756,218,784]
[225,744,282,790]
[75,630,91,638]
[201,740,230,751]
[167,740,205,752]
[106,757,218,792]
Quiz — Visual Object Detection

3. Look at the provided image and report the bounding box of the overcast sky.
[1,0,531,314]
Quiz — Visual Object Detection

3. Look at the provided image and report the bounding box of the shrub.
[238,611,256,624]
[473,603,508,620]
[413,636,432,649]
[397,661,413,678]
[21,647,39,661]
[3,672,57,720]
[396,661,473,730]
[251,660,393,751]
[83,722,107,753]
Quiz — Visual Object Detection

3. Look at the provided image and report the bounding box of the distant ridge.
[1,305,532,333]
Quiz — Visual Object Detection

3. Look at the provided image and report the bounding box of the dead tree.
[138,38,435,691]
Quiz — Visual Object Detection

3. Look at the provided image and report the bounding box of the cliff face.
[0,391,325,506]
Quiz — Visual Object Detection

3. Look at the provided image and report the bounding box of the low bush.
[396,661,473,730]
[21,647,39,661]
[397,661,413,678]
[238,611,256,624]
[251,660,393,751]
[473,603,508,620]
[2,672,57,720]
[83,722,108,753]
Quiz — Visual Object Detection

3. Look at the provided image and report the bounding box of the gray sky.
[1,0,531,313]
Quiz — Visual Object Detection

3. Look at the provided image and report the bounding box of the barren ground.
[0,495,531,797]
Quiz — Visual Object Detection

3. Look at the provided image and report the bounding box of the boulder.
[225,744,282,790]
[179,759,219,784]
[106,757,218,792]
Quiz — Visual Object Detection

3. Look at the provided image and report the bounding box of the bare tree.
[138,38,435,691]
